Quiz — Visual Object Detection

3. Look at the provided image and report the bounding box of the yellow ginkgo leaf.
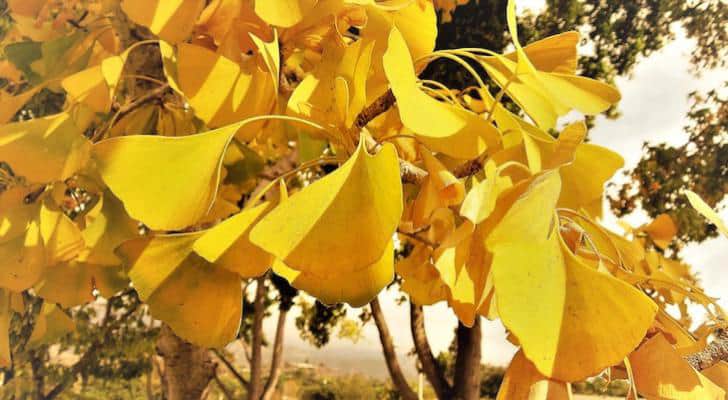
[383,27,500,159]
[250,139,402,276]
[504,32,579,75]
[488,172,657,381]
[93,123,241,230]
[0,220,46,292]
[0,112,90,183]
[119,234,242,348]
[460,161,513,225]
[39,201,85,264]
[642,214,678,249]
[254,0,317,28]
[193,201,273,278]
[496,351,572,400]
[27,303,75,348]
[411,148,465,226]
[273,240,394,307]
[0,290,11,367]
[62,65,113,113]
[121,0,205,43]
[80,192,140,266]
[433,221,493,326]
[0,86,41,124]
[35,262,128,307]
[160,42,276,131]
[630,334,726,399]
[703,362,728,391]
[396,244,448,306]
[287,37,375,130]
[558,143,624,218]
[686,190,728,237]
[195,0,272,59]
[478,0,620,130]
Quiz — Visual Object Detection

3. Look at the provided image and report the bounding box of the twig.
[212,349,249,389]
[398,230,437,248]
[685,329,728,371]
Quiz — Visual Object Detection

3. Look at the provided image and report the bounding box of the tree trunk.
[370,297,418,400]
[452,318,482,400]
[156,325,216,400]
[247,277,267,400]
[410,303,452,399]
[261,307,289,400]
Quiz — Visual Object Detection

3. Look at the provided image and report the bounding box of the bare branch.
[370,297,418,400]
[261,308,290,400]
[247,276,267,400]
[410,303,452,399]
[212,349,249,389]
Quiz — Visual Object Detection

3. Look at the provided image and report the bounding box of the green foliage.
[612,87,728,244]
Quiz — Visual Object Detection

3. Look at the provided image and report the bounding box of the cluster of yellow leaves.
[0,0,726,397]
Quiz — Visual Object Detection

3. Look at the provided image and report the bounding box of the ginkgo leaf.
[433,221,493,326]
[0,112,91,183]
[27,303,75,348]
[496,351,572,400]
[460,161,513,225]
[93,123,241,230]
[121,0,205,43]
[160,42,276,131]
[254,0,317,28]
[686,190,728,237]
[558,143,624,218]
[195,0,272,59]
[287,37,375,129]
[118,234,242,348]
[643,214,678,249]
[488,171,657,381]
[193,202,273,278]
[80,192,139,266]
[62,65,113,113]
[0,290,11,367]
[411,148,465,226]
[0,86,41,124]
[273,240,394,307]
[39,201,85,264]
[396,244,448,306]
[35,262,128,307]
[504,32,579,75]
[703,362,728,391]
[250,139,402,276]
[0,220,46,292]
[478,0,620,130]
[383,27,500,159]
[629,334,726,399]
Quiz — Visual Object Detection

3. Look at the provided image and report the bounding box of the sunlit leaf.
[251,138,402,275]
[119,234,242,348]
[121,0,205,43]
[497,350,571,400]
[0,112,91,183]
[686,190,728,237]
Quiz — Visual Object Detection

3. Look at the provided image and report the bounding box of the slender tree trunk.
[247,277,267,400]
[410,303,453,399]
[261,307,289,400]
[370,297,418,400]
[452,318,482,400]
[156,325,216,400]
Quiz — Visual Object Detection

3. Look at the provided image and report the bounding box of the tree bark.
[370,297,418,400]
[247,277,267,400]
[156,325,216,400]
[261,307,289,400]
[410,303,453,399]
[452,318,482,400]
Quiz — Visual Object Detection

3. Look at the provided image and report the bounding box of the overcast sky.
[248,6,728,374]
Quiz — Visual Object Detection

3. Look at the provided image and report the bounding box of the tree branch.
[247,276,267,400]
[261,307,290,400]
[212,349,249,389]
[685,328,728,371]
[114,83,171,123]
[453,319,482,400]
[410,303,452,399]
[370,297,418,400]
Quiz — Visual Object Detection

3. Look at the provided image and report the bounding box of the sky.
[244,5,728,377]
